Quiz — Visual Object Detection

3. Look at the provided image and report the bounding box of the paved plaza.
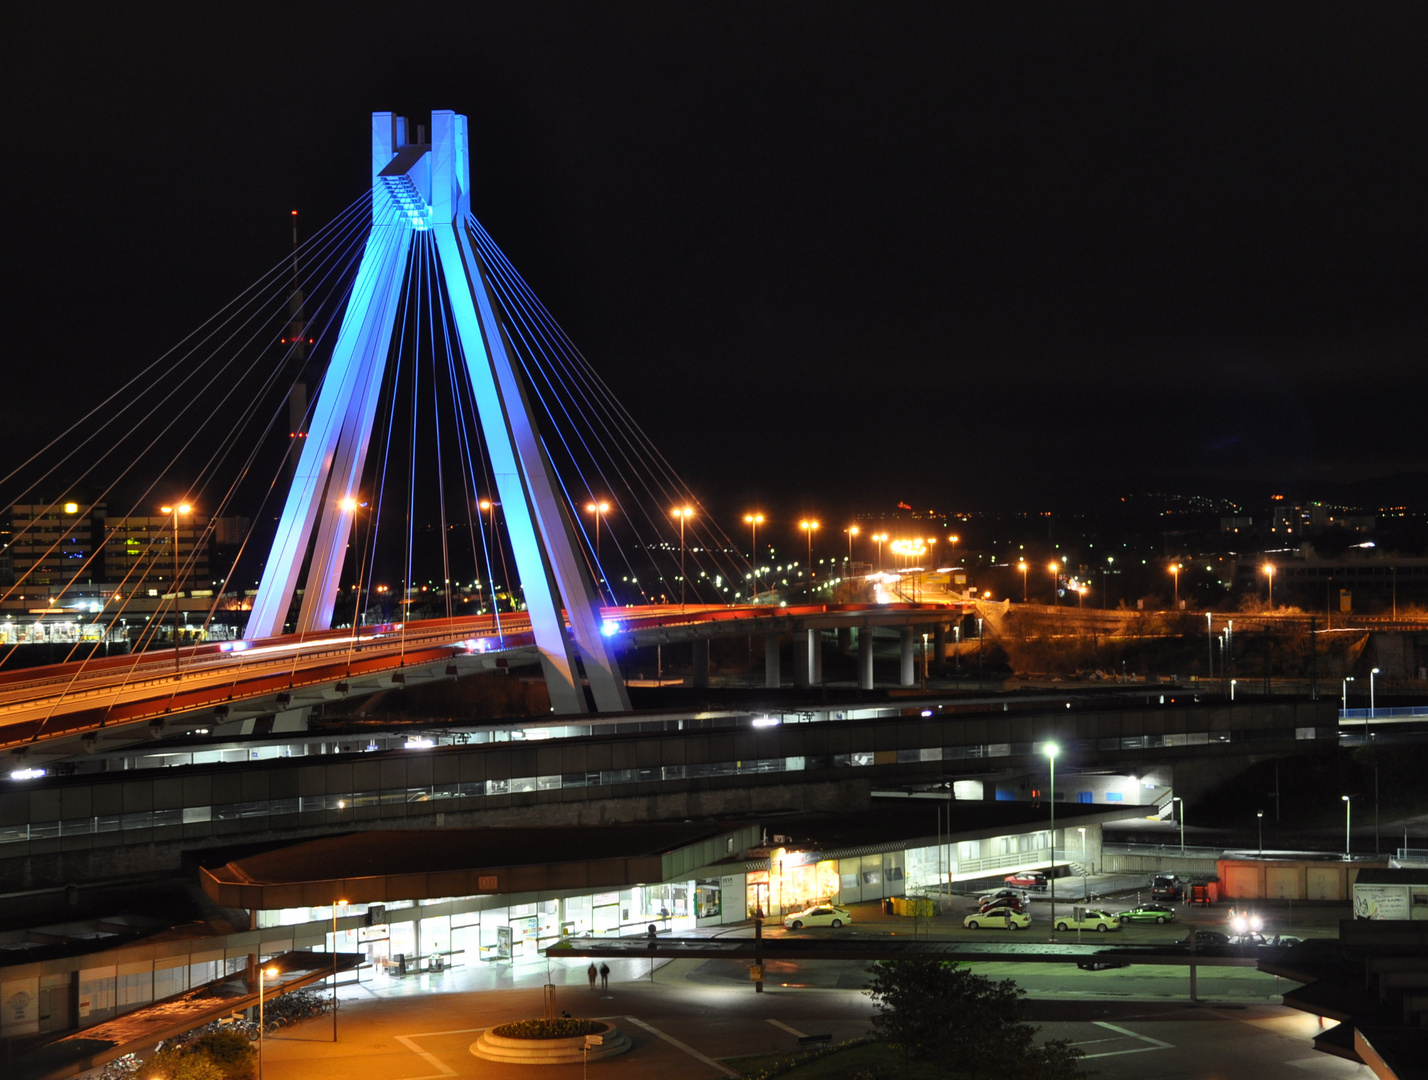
[254,908,1377,1080]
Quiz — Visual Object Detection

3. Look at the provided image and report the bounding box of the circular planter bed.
[471,1018,632,1064]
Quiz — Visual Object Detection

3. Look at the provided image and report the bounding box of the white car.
[964,909,1030,930]
[1053,909,1122,933]
[782,904,852,929]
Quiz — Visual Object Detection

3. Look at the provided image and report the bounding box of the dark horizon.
[8,4,1428,520]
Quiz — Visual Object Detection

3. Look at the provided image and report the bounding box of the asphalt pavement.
[244,887,1373,1080]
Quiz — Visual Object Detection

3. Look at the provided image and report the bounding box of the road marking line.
[394,1033,458,1079]
[767,1019,809,1038]
[1074,1021,1175,1060]
[625,1015,739,1077]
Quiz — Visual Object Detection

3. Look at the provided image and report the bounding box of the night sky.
[9,3,1428,522]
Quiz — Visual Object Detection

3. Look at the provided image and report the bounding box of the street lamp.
[873,532,888,571]
[1341,675,1354,713]
[1206,613,1214,679]
[1342,795,1351,859]
[1170,563,1181,608]
[1045,743,1058,933]
[1263,563,1275,608]
[1049,561,1059,606]
[1370,667,1380,719]
[671,507,694,610]
[844,525,859,577]
[744,513,764,598]
[799,520,820,581]
[258,963,279,1080]
[1018,561,1028,603]
[1171,796,1185,854]
[159,503,192,675]
[478,498,498,606]
[584,501,610,561]
[1257,810,1264,856]
[331,899,347,1041]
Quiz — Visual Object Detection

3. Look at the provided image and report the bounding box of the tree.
[865,958,1082,1079]
[135,1030,255,1080]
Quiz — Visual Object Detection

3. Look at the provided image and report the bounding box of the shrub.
[491,1018,605,1039]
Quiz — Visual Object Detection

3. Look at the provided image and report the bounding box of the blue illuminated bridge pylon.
[246,111,629,714]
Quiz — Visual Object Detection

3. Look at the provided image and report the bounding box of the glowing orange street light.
[1018,560,1028,602]
[672,507,694,609]
[844,525,860,575]
[873,532,889,571]
[1263,563,1275,608]
[799,520,820,580]
[1049,560,1060,606]
[159,503,192,674]
[1170,563,1182,608]
[584,500,611,560]
[744,512,764,598]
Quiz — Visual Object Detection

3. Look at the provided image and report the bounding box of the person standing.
[599,962,610,992]
[587,963,597,992]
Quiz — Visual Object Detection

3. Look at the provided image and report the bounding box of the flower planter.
[471,1019,632,1064]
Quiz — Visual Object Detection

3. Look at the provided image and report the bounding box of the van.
[1151,874,1187,901]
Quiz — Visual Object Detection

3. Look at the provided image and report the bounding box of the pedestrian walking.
[587,963,597,991]
[599,962,610,991]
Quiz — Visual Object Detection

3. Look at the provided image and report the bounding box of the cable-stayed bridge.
[0,111,970,766]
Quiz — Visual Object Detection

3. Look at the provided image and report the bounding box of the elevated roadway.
[0,602,967,762]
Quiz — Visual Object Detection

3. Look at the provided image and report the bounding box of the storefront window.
[695,880,721,920]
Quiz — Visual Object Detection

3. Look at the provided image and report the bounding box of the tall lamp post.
[1256,810,1264,856]
[1049,561,1059,606]
[1341,676,1354,714]
[873,532,888,572]
[799,520,820,581]
[1342,795,1351,859]
[331,899,347,1041]
[478,498,498,607]
[672,507,693,610]
[1263,563,1275,608]
[584,501,610,561]
[1018,561,1028,603]
[585,502,610,602]
[1170,563,1181,608]
[844,525,859,577]
[160,503,191,675]
[1172,796,1185,854]
[1370,666,1380,719]
[744,512,764,598]
[1206,613,1214,679]
[1045,743,1058,934]
[258,963,278,1080]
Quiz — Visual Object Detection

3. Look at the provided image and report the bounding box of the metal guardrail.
[1102,843,1225,859]
[1340,707,1428,720]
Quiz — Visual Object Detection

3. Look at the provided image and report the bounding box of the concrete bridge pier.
[900,626,916,687]
[692,638,710,688]
[765,635,780,688]
[857,627,874,690]
[794,629,817,689]
[811,630,823,685]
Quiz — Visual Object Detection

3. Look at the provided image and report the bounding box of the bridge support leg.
[858,627,874,689]
[810,630,823,685]
[900,626,916,687]
[795,630,813,689]
[765,635,781,689]
[692,638,710,688]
